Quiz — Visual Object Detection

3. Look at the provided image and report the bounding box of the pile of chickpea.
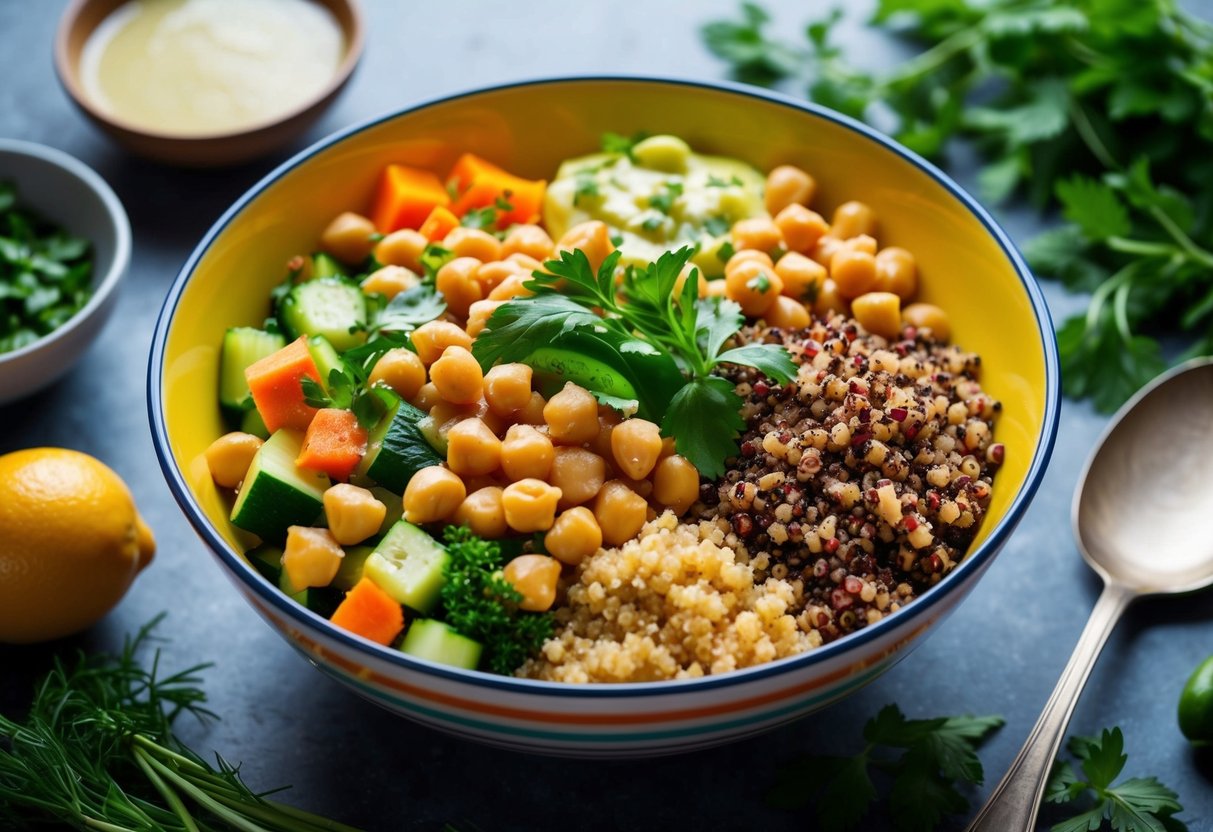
[709,164,951,343]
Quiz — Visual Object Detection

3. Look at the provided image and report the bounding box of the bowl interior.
[158,78,1054,628]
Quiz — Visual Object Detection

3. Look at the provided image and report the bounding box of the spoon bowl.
[969,357,1213,831]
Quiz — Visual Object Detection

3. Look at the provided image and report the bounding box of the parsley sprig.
[702,0,1213,411]
[1045,727,1187,832]
[767,704,1004,832]
[473,246,795,477]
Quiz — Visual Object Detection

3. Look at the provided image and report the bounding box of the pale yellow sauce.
[80,0,344,137]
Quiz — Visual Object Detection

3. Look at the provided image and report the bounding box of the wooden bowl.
[53,0,364,167]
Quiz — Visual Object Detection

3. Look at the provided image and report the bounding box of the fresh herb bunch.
[767,704,1004,832]
[0,617,363,832]
[1045,727,1187,832]
[439,525,554,675]
[473,246,796,477]
[0,181,94,354]
[703,0,1213,411]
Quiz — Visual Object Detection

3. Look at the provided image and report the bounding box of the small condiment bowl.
[53,0,365,167]
[0,139,130,405]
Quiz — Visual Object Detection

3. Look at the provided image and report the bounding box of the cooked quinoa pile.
[520,512,813,682]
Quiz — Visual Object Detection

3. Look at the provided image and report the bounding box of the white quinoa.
[519,512,812,683]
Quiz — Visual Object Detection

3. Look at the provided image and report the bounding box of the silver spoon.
[967,357,1213,831]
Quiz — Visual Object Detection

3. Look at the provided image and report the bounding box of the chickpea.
[411,381,441,412]
[323,483,387,546]
[500,423,555,481]
[814,278,850,317]
[730,216,783,253]
[545,506,603,566]
[652,455,700,516]
[443,226,503,262]
[592,480,648,546]
[556,220,615,272]
[402,466,466,524]
[832,200,877,240]
[453,486,508,538]
[774,251,826,301]
[852,291,902,340]
[544,382,599,445]
[902,302,951,341]
[320,212,375,264]
[847,234,878,255]
[810,234,845,268]
[411,320,472,365]
[610,418,662,480]
[473,260,518,293]
[725,248,774,276]
[374,228,427,273]
[765,164,817,215]
[589,411,619,461]
[487,271,534,301]
[502,554,562,612]
[501,478,563,533]
[516,390,548,426]
[465,299,503,338]
[764,295,811,330]
[874,247,918,301]
[506,252,543,271]
[657,435,677,460]
[725,258,783,317]
[445,418,502,477]
[205,432,263,489]
[550,447,606,508]
[368,348,426,401]
[502,224,555,261]
[484,363,533,417]
[429,345,484,405]
[435,256,483,319]
[830,248,878,299]
[361,265,420,300]
[774,204,829,254]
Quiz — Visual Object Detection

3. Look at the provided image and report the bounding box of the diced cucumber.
[241,407,270,439]
[332,544,375,592]
[357,400,444,493]
[279,277,367,352]
[399,619,483,670]
[246,545,284,583]
[363,520,449,614]
[311,253,348,279]
[279,564,309,601]
[307,335,349,389]
[220,327,285,417]
[230,430,330,542]
[415,414,448,456]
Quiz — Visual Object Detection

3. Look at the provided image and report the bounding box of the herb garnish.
[301,370,394,430]
[473,246,795,477]
[459,194,514,231]
[440,525,553,675]
[0,617,364,832]
[648,181,683,215]
[767,704,1004,832]
[1045,727,1187,832]
[0,181,94,354]
[601,131,650,159]
[703,0,1213,411]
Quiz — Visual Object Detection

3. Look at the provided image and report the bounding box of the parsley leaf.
[1045,727,1187,832]
[367,283,446,336]
[299,367,391,430]
[601,131,650,159]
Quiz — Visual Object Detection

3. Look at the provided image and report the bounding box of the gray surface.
[2,1,1212,830]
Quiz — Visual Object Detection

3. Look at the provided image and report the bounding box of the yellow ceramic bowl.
[150,77,1059,756]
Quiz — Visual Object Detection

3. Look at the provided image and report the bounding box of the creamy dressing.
[544,135,766,277]
[80,0,344,137]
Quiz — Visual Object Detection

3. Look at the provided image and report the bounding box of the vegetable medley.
[205,133,1003,679]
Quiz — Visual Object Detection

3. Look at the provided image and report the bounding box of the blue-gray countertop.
[2,2,1211,829]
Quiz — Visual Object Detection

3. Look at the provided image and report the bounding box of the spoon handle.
[966,582,1135,832]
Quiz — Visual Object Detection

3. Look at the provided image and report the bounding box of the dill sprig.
[0,616,364,832]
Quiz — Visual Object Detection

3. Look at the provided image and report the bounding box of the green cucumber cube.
[363,520,449,614]
[399,619,483,670]
[230,430,329,542]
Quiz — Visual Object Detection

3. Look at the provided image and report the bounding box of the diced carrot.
[244,336,322,433]
[370,164,451,233]
[330,577,405,645]
[448,153,546,228]
[418,205,460,242]
[296,408,368,481]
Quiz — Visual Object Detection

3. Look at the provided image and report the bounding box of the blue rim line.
[147,74,1061,700]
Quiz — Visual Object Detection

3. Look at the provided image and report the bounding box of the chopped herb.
[766,704,1004,832]
[0,181,94,354]
[640,214,666,232]
[440,525,554,675]
[706,174,745,187]
[648,181,684,215]
[746,273,772,293]
[704,215,733,237]
[418,243,456,279]
[300,369,393,430]
[459,193,514,231]
[609,232,625,247]
[573,174,600,207]
[601,130,650,159]
[717,240,737,263]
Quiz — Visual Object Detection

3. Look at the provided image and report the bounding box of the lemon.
[0,448,155,644]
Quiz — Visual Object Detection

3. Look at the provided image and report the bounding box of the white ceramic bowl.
[0,139,130,404]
